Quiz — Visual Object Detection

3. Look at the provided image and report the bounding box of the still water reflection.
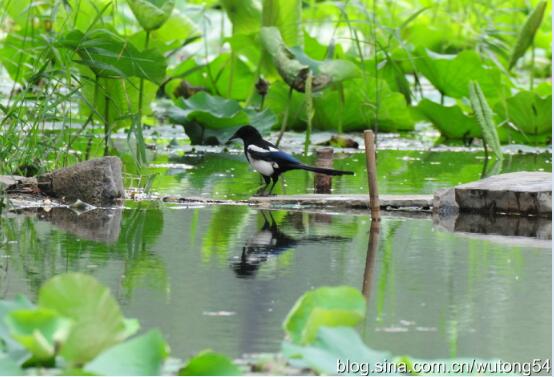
[0,204,550,363]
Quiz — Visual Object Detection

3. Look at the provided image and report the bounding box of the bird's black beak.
[225,132,238,145]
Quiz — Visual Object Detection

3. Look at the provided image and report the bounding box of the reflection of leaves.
[202,206,249,261]
[120,206,168,298]
[122,206,164,257]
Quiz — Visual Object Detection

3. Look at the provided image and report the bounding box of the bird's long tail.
[296,164,354,176]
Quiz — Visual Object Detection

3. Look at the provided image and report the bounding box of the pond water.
[140,149,551,199]
[0,204,550,364]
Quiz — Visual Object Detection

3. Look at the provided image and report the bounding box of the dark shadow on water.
[230,210,351,278]
[37,207,123,244]
[434,212,552,240]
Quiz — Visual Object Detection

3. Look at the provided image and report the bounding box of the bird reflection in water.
[230,210,349,278]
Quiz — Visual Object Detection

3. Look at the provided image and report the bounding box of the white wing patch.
[247,152,274,176]
[248,145,268,153]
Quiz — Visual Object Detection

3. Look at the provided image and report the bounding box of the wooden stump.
[314,148,333,193]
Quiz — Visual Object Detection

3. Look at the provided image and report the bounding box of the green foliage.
[38,273,139,365]
[283,286,366,344]
[179,350,242,376]
[5,308,72,362]
[221,0,262,35]
[509,1,548,70]
[85,330,169,375]
[127,0,175,32]
[260,27,359,92]
[469,81,503,160]
[495,90,552,141]
[416,99,480,139]
[283,327,390,374]
[262,0,303,46]
[416,50,508,99]
[59,29,167,83]
[154,93,276,144]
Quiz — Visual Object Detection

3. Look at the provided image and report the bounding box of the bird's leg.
[267,175,279,196]
[253,175,271,196]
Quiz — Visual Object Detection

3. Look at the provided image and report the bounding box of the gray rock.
[38,157,124,206]
[432,188,458,215]
[454,172,551,216]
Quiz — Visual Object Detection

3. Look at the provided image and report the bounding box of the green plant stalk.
[276,86,294,146]
[530,40,535,91]
[337,83,345,134]
[104,92,111,156]
[304,71,313,155]
[372,0,380,135]
[227,52,235,97]
[136,31,151,163]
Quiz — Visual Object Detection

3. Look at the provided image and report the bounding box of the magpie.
[227,125,354,195]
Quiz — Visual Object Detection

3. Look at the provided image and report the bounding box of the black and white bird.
[227,125,354,195]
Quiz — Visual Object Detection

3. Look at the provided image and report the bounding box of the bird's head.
[227,125,262,144]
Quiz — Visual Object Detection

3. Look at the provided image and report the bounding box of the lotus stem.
[276,86,294,146]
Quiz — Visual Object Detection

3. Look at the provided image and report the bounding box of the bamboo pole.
[364,130,380,220]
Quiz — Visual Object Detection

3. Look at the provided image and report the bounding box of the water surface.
[0,205,550,363]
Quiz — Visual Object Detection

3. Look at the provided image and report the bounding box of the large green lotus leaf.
[283,286,366,344]
[127,0,175,31]
[312,78,414,132]
[0,295,33,352]
[289,47,360,84]
[5,308,72,361]
[221,0,262,35]
[262,0,302,46]
[415,50,508,99]
[178,92,249,128]
[495,91,552,138]
[153,97,276,144]
[282,327,390,374]
[183,53,257,101]
[85,330,168,376]
[415,99,481,139]
[179,350,241,376]
[59,28,166,83]
[38,273,138,366]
